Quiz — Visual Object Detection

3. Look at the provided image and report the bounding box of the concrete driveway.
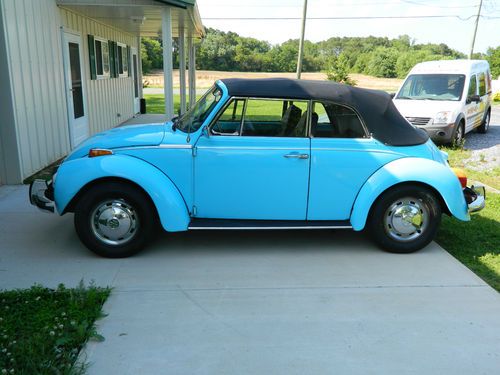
[1,185,500,374]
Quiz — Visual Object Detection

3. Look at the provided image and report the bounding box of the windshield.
[175,85,222,133]
[396,74,465,101]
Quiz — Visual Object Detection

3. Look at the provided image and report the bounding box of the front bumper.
[463,185,486,213]
[417,122,455,143]
[29,179,55,213]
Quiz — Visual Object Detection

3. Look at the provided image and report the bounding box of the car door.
[194,97,310,220]
[307,101,401,221]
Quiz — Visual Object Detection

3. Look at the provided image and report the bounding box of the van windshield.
[396,74,465,101]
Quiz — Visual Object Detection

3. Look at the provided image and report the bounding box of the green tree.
[486,46,500,79]
[367,47,398,78]
[326,53,356,85]
[141,38,163,74]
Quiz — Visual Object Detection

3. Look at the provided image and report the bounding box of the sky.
[196,0,500,55]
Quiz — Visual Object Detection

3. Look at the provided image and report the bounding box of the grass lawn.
[437,146,500,291]
[144,94,201,114]
[0,283,110,375]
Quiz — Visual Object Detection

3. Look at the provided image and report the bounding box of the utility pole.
[469,0,483,59]
[296,0,308,79]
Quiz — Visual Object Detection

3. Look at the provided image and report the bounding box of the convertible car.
[30,78,485,258]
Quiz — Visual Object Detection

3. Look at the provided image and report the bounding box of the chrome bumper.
[464,185,486,213]
[29,179,54,213]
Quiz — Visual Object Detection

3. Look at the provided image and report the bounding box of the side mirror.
[201,126,210,138]
[466,94,481,104]
[390,93,396,99]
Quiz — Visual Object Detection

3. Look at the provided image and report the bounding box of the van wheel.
[367,185,442,253]
[477,110,490,134]
[452,121,464,146]
[74,182,157,258]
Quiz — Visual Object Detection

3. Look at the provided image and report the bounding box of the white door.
[62,31,89,148]
[131,47,140,114]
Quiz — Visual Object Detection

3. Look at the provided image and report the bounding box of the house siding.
[0,0,139,183]
[1,0,69,182]
[59,7,138,135]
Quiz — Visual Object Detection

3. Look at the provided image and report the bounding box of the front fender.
[54,154,190,232]
[350,157,469,231]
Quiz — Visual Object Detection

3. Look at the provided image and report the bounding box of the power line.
[203,15,499,20]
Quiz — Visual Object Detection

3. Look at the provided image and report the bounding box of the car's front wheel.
[367,185,442,253]
[74,182,158,258]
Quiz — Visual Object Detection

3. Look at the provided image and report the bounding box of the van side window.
[478,73,486,96]
[468,75,477,96]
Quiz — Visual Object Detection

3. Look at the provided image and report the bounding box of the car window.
[242,99,308,137]
[312,101,366,138]
[478,72,486,96]
[211,99,245,135]
[176,85,222,133]
[468,75,477,97]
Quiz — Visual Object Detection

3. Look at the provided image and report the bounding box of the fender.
[350,157,469,231]
[54,154,190,232]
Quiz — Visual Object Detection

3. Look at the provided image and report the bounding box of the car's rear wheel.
[367,185,442,253]
[74,182,157,258]
[477,110,490,134]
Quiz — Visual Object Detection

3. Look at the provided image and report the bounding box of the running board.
[188,218,352,230]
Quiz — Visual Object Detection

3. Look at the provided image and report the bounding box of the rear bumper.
[29,179,55,213]
[463,185,486,213]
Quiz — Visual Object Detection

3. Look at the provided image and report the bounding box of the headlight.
[434,111,451,124]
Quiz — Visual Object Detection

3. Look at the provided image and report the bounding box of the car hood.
[393,99,460,118]
[65,123,166,161]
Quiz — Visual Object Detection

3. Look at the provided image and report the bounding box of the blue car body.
[52,79,470,234]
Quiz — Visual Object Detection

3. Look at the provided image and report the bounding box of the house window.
[94,38,110,79]
[117,43,128,77]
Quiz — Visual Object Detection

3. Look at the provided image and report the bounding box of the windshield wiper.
[397,96,414,100]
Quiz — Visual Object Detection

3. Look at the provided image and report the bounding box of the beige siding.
[1,0,69,180]
[60,7,138,135]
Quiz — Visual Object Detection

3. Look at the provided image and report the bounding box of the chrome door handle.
[284,153,309,159]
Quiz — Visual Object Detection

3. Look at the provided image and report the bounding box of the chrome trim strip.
[188,226,353,230]
[158,144,193,149]
[196,146,310,150]
[115,144,193,151]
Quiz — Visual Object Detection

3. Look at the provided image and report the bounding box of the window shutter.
[127,45,131,77]
[108,40,116,78]
[114,42,120,78]
[88,35,97,80]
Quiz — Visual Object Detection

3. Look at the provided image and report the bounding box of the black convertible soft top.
[219,78,429,146]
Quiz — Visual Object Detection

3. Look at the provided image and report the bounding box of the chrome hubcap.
[91,200,138,245]
[384,197,429,242]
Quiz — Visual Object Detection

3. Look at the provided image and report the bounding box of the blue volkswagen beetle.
[30,78,485,258]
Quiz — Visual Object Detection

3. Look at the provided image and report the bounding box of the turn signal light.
[89,148,113,158]
[451,167,467,188]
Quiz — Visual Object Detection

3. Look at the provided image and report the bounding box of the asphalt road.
[464,105,500,151]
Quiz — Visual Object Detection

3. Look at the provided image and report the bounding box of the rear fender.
[350,157,469,231]
[54,154,190,232]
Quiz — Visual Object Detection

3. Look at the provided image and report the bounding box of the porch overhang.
[56,0,204,38]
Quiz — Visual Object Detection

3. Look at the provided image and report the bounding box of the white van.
[393,60,492,144]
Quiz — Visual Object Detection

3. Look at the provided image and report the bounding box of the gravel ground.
[463,105,500,171]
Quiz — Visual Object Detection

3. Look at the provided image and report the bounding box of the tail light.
[451,168,467,188]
